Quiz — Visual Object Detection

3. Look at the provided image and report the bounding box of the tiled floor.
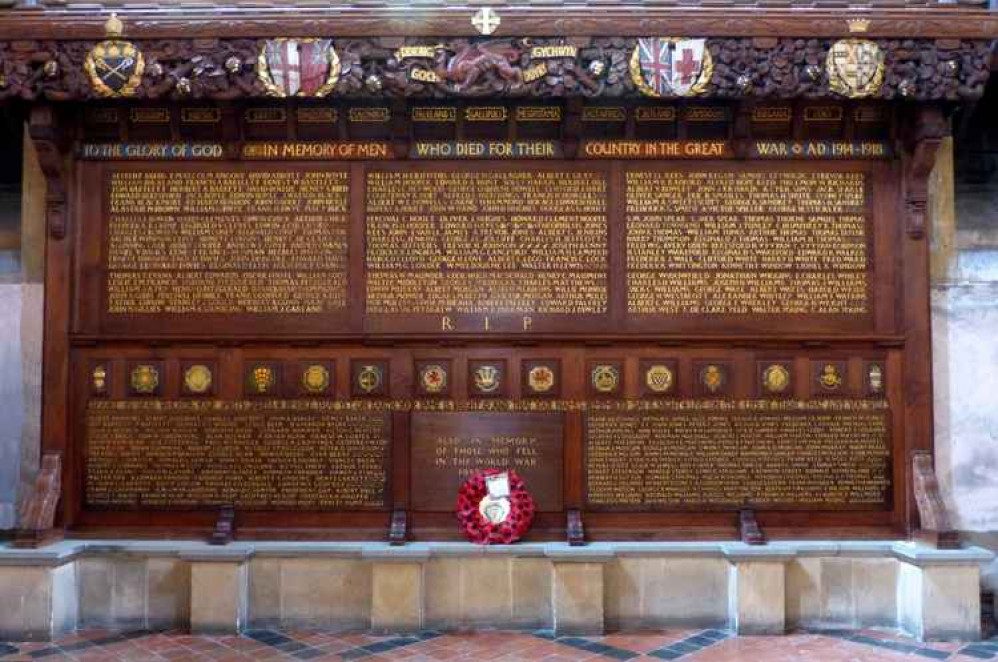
[1,628,996,662]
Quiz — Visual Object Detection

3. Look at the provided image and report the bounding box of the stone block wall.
[0,541,990,642]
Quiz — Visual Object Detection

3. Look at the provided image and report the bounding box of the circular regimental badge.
[130,364,159,394]
[762,364,790,394]
[251,366,276,394]
[527,365,555,394]
[700,364,725,393]
[818,364,843,391]
[645,364,674,394]
[473,364,501,394]
[478,495,512,525]
[184,364,213,394]
[420,364,448,394]
[302,364,330,394]
[357,365,383,394]
[591,364,620,393]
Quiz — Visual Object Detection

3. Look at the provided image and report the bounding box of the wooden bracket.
[739,509,766,545]
[389,508,408,546]
[209,505,236,545]
[13,453,63,549]
[912,452,960,549]
[567,509,585,546]
[27,105,70,241]
[902,105,947,240]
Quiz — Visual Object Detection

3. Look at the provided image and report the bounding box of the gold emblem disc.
[762,364,790,394]
[645,365,674,393]
[700,364,725,393]
[130,364,159,394]
[252,366,276,394]
[302,364,330,394]
[473,365,501,393]
[592,365,620,393]
[92,365,108,393]
[420,364,448,394]
[357,365,383,393]
[819,364,843,390]
[528,365,555,393]
[184,364,213,394]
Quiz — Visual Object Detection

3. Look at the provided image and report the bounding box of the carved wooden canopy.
[0,0,996,103]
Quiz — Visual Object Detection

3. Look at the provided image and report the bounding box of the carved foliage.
[0,36,991,102]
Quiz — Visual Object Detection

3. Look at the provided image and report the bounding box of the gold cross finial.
[472,8,500,36]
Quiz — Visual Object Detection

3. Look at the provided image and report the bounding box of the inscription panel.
[365,169,608,318]
[85,402,390,509]
[586,406,890,509]
[104,169,349,315]
[410,411,563,511]
[627,170,870,316]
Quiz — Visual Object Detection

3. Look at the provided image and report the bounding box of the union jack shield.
[632,37,711,98]
[258,39,340,98]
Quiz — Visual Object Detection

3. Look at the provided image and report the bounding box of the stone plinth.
[0,540,991,641]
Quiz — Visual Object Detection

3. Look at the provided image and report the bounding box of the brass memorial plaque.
[85,401,391,509]
[585,405,890,509]
[627,170,870,316]
[365,169,608,316]
[105,169,349,315]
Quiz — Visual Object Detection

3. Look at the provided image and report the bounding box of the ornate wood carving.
[738,509,766,545]
[26,105,69,239]
[0,36,990,102]
[912,451,959,549]
[901,105,948,240]
[13,453,62,549]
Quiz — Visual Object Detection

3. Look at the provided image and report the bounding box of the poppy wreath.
[455,469,536,545]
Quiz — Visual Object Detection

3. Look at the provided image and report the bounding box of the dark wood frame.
[27,99,945,542]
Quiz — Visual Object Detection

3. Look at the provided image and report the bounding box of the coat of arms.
[257,38,341,98]
[826,39,885,99]
[84,15,144,98]
[419,364,448,394]
[630,37,713,98]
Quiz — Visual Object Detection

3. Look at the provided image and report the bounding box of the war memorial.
[0,0,995,646]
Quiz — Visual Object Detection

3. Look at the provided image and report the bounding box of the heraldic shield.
[258,38,341,98]
[84,40,145,98]
[630,37,713,98]
[826,39,885,99]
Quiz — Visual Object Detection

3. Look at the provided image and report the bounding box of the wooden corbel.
[738,508,766,545]
[209,505,236,545]
[388,508,408,545]
[27,105,71,240]
[901,105,947,240]
[912,451,960,549]
[566,509,585,546]
[13,453,63,549]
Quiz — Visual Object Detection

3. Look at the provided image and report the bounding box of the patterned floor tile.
[0,628,995,662]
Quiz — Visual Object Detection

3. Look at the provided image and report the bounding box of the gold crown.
[105,12,123,38]
[848,17,870,33]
